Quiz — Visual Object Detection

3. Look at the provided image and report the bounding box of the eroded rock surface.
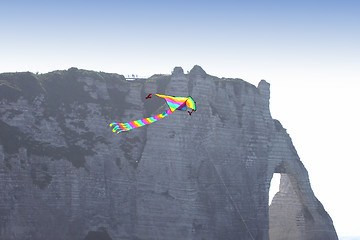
[0,66,337,239]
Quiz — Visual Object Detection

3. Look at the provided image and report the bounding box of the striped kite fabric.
[109,94,196,133]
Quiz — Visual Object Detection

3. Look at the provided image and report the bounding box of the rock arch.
[267,120,338,240]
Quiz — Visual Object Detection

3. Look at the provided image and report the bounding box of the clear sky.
[1,0,359,237]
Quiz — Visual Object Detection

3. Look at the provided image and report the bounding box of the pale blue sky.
[1,0,359,237]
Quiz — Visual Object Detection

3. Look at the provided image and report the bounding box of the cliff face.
[0,66,337,240]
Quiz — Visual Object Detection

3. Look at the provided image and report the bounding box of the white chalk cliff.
[0,66,338,239]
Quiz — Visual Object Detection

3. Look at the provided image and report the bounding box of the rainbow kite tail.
[109,108,174,133]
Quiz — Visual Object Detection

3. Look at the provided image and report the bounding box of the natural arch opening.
[269,173,306,240]
[269,173,281,205]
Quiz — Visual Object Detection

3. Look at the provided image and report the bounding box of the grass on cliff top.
[146,74,169,82]
[0,80,21,91]
[38,67,126,82]
[0,72,46,101]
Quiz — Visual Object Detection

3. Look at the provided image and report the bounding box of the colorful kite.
[109,94,196,133]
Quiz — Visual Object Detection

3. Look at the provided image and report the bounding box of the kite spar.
[109,94,196,133]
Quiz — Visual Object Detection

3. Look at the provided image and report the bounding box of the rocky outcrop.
[0,66,337,239]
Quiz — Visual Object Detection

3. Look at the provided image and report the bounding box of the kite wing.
[109,93,196,133]
[154,94,189,111]
[185,96,196,111]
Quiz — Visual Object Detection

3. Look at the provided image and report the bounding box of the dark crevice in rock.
[83,228,112,240]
